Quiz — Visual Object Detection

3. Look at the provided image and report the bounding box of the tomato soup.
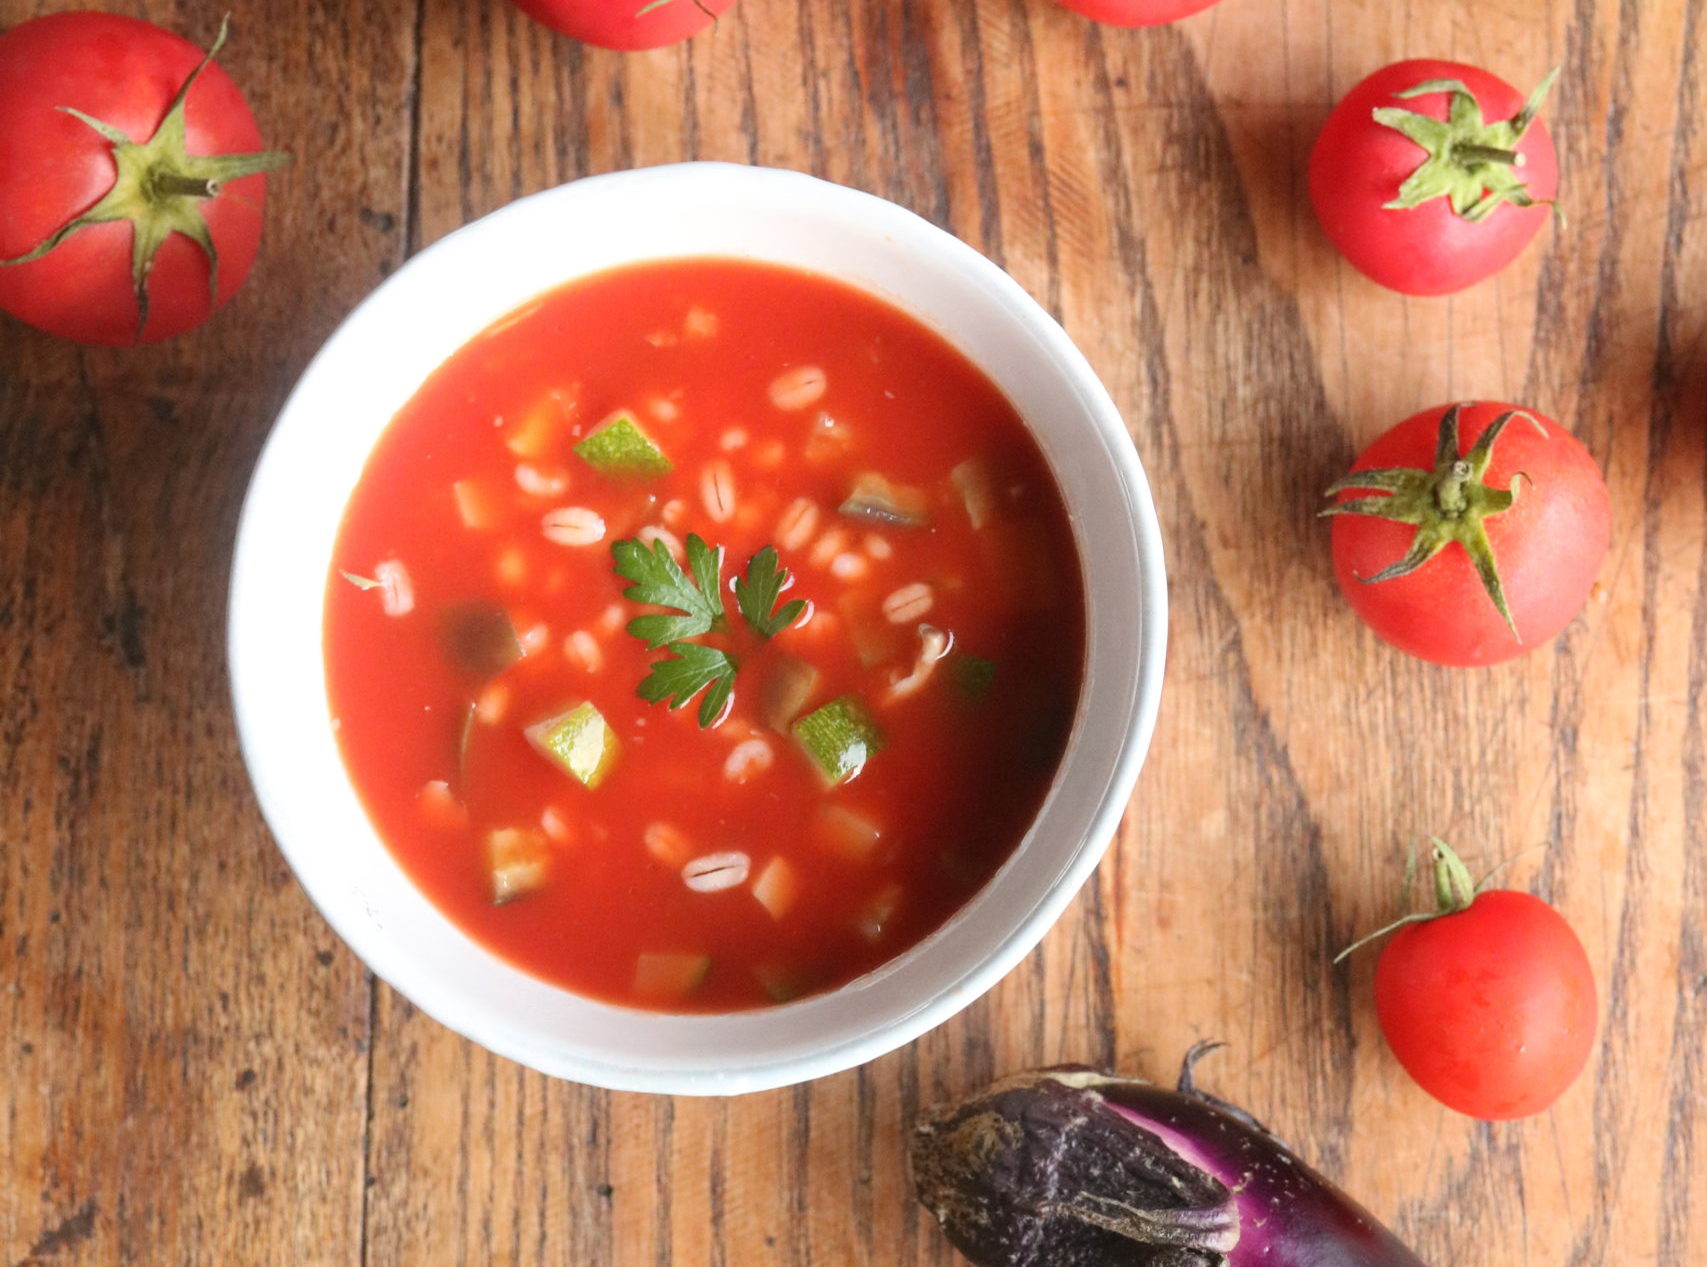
[324,259,1086,1012]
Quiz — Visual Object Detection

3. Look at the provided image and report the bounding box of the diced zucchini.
[793,695,884,785]
[753,962,811,1004]
[760,655,821,731]
[440,605,522,678]
[634,952,711,1001]
[525,702,620,790]
[945,653,997,701]
[574,410,673,478]
[488,828,549,904]
[950,458,996,530]
[812,804,884,861]
[838,472,929,527]
[751,856,800,920]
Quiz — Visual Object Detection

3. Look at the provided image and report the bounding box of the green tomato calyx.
[1334,838,1494,963]
[0,17,289,340]
[1374,68,1559,222]
[1321,403,1543,639]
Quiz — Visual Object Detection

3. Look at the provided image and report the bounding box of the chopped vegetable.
[856,882,903,941]
[794,696,884,784]
[525,701,620,789]
[734,546,806,638]
[839,472,930,527]
[912,1048,1428,1267]
[506,390,571,459]
[837,592,902,668]
[751,856,800,919]
[453,478,503,530]
[951,458,996,529]
[945,653,997,701]
[574,410,673,478]
[613,533,726,647]
[811,804,883,861]
[439,605,522,677]
[636,642,738,728]
[488,828,549,904]
[760,655,821,731]
[753,962,810,1003]
[633,952,711,1000]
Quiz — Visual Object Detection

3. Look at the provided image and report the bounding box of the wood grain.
[2,0,1703,1263]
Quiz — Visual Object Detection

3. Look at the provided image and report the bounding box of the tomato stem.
[1335,837,1497,963]
[1452,143,1523,167]
[150,172,222,200]
[1321,403,1543,639]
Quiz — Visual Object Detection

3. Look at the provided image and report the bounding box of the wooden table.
[2,0,1702,1262]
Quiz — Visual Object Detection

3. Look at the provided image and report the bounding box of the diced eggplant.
[837,593,902,669]
[839,472,930,527]
[440,605,522,678]
[793,695,885,785]
[950,458,996,530]
[760,655,822,731]
[574,410,673,478]
[945,653,997,701]
[488,828,549,904]
[633,952,712,1001]
[525,702,620,790]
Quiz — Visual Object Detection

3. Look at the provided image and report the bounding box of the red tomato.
[1309,60,1558,295]
[1376,888,1596,1120]
[1052,0,1224,26]
[1326,401,1609,667]
[0,13,284,346]
[510,0,736,50]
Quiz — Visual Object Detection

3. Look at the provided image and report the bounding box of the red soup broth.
[324,259,1086,1012]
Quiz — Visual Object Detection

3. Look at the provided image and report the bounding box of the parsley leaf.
[733,546,807,639]
[636,642,738,728]
[612,533,727,648]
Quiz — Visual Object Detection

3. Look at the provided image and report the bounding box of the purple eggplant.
[911,1044,1427,1267]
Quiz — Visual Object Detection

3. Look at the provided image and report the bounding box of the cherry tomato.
[1308,60,1558,295]
[0,14,286,346]
[1325,401,1609,667]
[1377,885,1596,1121]
[1052,0,1224,26]
[510,0,735,50]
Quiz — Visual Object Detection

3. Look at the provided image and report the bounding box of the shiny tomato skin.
[1375,889,1596,1120]
[1331,402,1609,667]
[1309,59,1557,295]
[0,13,271,345]
[510,0,735,50]
[1052,0,1224,26]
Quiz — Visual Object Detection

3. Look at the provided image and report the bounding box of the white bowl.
[229,163,1167,1095]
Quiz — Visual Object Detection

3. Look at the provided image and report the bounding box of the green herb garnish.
[637,641,739,728]
[613,537,809,728]
[734,546,807,639]
[613,534,727,647]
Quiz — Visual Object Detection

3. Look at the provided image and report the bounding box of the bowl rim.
[229,162,1168,1094]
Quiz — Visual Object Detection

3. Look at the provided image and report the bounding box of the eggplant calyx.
[0,16,289,341]
[1320,402,1544,639]
[1335,836,1498,962]
[911,1069,1239,1266]
[1372,68,1560,222]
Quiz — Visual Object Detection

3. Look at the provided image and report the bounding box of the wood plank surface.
[1,0,1702,1263]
